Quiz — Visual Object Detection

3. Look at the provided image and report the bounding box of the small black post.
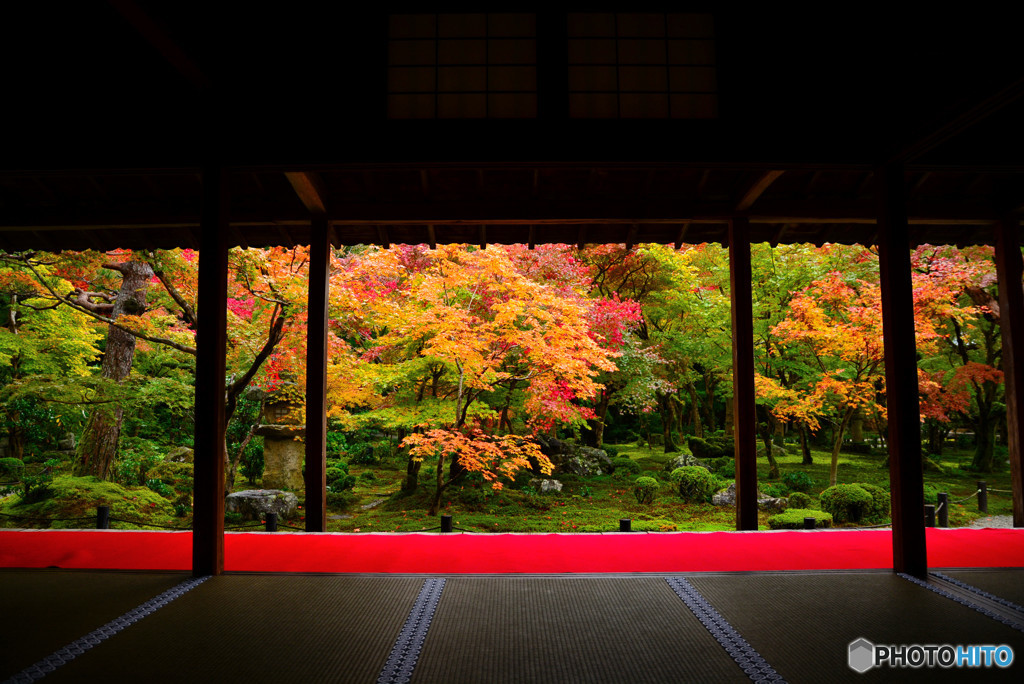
[441,515,453,533]
[265,513,278,532]
[619,518,632,532]
[977,480,988,513]
[803,517,816,529]
[924,504,935,527]
[937,492,949,528]
[96,505,110,529]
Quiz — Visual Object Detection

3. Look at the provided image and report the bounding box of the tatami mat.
[0,569,188,677]
[410,577,747,684]
[689,571,1024,683]
[41,575,424,684]
[939,569,1024,607]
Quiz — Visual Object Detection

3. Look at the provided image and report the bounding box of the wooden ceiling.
[1,5,1021,252]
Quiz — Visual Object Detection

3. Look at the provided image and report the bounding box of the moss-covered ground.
[1,443,1014,532]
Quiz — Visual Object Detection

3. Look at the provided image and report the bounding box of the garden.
[0,241,1017,532]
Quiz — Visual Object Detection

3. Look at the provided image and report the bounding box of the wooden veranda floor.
[2,568,1022,683]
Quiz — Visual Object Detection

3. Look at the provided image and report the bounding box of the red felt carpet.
[2,528,1022,573]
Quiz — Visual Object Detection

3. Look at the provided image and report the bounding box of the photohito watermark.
[848,638,1014,673]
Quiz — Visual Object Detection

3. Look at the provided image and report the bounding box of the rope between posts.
[107,517,191,530]
[953,490,980,504]
[987,488,1013,494]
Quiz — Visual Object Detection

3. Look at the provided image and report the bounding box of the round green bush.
[0,457,25,478]
[611,457,641,477]
[714,458,735,478]
[788,491,812,509]
[633,476,659,504]
[767,508,833,529]
[854,482,890,523]
[782,470,814,493]
[670,466,716,503]
[819,484,873,524]
[326,467,355,492]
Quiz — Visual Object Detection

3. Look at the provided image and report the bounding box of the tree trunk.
[799,423,814,465]
[75,260,153,480]
[403,455,422,493]
[429,453,446,515]
[971,409,999,472]
[926,420,945,457]
[849,407,865,442]
[685,380,703,438]
[588,389,611,448]
[829,406,856,486]
[659,393,679,453]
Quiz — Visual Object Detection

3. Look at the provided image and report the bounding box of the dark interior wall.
[3,5,1021,169]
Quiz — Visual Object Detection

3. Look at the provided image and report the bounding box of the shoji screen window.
[568,13,717,118]
[388,13,537,118]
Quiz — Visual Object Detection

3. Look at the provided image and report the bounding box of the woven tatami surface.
[41,575,423,684]
[941,568,1024,607]
[5,570,1024,683]
[689,572,1024,683]
[0,569,188,676]
[410,576,745,684]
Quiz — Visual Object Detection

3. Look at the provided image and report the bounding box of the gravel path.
[966,515,1016,528]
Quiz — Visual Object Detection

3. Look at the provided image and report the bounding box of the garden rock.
[663,454,711,473]
[165,446,194,463]
[536,435,612,476]
[528,478,563,493]
[225,489,299,521]
[756,444,788,459]
[712,483,788,512]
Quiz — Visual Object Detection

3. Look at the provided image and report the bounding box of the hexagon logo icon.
[848,638,875,673]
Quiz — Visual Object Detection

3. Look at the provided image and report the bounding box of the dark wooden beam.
[995,214,1024,527]
[284,171,328,216]
[107,0,210,90]
[729,217,758,531]
[426,225,437,250]
[674,222,690,250]
[192,165,229,576]
[479,225,487,250]
[876,163,927,577]
[528,225,536,250]
[304,214,329,533]
[890,76,1024,164]
[735,170,785,211]
[625,224,638,251]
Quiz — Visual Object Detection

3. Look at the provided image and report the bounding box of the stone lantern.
[255,386,306,492]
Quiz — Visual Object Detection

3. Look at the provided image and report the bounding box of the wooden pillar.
[304,215,330,532]
[995,214,1024,527]
[876,164,927,577]
[193,165,229,576]
[729,217,758,530]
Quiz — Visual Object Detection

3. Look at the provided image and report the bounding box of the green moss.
[819,484,873,524]
[767,508,833,529]
[633,476,659,504]
[670,466,716,503]
[5,475,173,527]
[787,491,812,509]
[610,457,641,477]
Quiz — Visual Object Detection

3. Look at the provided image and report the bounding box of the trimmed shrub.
[0,457,25,478]
[840,441,875,455]
[787,491,812,509]
[326,466,355,492]
[854,482,890,523]
[782,470,814,493]
[670,466,716,503]
[611,458,641,477]
[767,508,833,529]
[633,476,659,504]
[715,459,735,478]
[602,445,620,458]
[819,484,873,524]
